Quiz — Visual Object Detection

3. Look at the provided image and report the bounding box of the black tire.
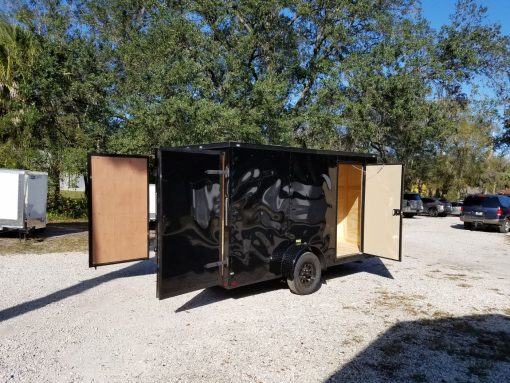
[499,218,510,233]
[403,213,415,218]
[428,208,438,217]
[287,252,322,295]
[464,222,473,230]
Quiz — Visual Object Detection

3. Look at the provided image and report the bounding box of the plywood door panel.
[89,155,148,266]
[363,164,403,261]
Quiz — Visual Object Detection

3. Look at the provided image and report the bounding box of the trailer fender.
[278,244,326,280]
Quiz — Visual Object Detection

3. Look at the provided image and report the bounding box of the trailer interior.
[336,164,363,257]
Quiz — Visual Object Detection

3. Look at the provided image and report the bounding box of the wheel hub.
[299,262,316,286]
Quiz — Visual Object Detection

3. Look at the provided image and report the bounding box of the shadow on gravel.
[450,223,504,233]
[0,222,88,239]
[175,258,392,313]
[324,314,510,383]
[0,259,156,322]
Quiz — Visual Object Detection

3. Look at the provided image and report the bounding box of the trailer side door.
[88,154,149,267]
[362,164,403,261]
[157,149,225,299]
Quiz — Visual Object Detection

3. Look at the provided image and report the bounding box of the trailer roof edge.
[168,141,377,159]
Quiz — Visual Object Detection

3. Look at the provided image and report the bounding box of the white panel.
[149,183,156,220]
[0,173,21,220]
[363,165,402,261]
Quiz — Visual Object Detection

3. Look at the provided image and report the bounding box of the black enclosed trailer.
[88,142,403,299]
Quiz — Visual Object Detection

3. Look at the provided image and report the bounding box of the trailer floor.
[0,216,509,383]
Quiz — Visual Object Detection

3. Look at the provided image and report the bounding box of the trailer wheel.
[287,252,322,295]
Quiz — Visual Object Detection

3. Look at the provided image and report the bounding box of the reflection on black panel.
[158,150,221,298]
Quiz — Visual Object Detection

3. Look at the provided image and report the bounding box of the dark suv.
[402,192,423,218]
[461,194,510,233]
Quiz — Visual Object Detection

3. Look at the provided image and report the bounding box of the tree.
[0,4,112,201]
[1,0,509,199]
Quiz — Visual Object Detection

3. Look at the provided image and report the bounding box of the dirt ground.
[0,222,88,255]
[0,216,509,383]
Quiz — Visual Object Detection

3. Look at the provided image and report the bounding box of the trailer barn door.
[157,149,225,299]
[363,164,403,261]
[88,154,149,267]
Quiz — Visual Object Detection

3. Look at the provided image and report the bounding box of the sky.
[421,0,510,35]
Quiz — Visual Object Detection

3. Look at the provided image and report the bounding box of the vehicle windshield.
[405,193,421,201]
[481,197,500,208]
[463,196,482,206]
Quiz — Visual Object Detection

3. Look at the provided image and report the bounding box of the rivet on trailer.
[87,142,403,299]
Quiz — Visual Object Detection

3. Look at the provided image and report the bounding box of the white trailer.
[149,183,156,222]
[0,169,48,233]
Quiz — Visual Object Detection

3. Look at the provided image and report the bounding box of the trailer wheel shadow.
[324,314,510,382]
[0,259,156,323]
[175,257,392,313]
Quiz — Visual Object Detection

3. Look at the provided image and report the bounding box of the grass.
[443,273,467,281]
[60,190,85,200]
[375,290,426,316]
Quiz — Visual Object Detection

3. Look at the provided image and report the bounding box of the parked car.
[461,194,510,233]
[449,201,463,216]
[402,192,423,218]
[438,198,454,215]
[420,197,450,217]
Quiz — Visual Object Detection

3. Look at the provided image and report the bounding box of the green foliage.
[0,0,509,201]
[47,194,88,220]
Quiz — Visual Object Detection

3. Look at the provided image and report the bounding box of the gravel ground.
[0,216,509,383]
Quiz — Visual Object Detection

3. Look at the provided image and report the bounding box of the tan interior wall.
[90,156,148,265]
[336,164,362,256]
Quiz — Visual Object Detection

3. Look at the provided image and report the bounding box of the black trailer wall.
[228,148,291,286]
[227,148,340,288]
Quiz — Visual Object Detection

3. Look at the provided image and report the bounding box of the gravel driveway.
[1,216,509,382]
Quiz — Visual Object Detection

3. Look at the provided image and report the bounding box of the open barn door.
[157,148,225,299]
[88,154,149,267]
[362,164,403,261]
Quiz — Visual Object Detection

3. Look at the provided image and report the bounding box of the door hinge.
[204,260,227,269]
[205,168,229,177]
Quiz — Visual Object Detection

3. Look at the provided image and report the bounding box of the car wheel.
[464,222,473,230]
[403,213,414,218]
[499,218,510,233]
[428,208,438,217]
[287,252,322,295]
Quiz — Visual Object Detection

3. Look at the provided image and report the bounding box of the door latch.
[392,209,401,216]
